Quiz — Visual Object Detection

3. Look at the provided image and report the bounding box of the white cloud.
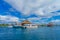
[51,19,60,22]
[3,0,60,24]
[27,17,40,24]
[8,8,15,12]
[27,17,49,24]
[4,0,58,17]
[50,19,60,24]
[28,17,41,21]
[0,15,19,23]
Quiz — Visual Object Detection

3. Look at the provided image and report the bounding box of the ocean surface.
[0,26,60,40]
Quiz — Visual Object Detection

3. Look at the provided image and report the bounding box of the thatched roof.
[21,20,31,24]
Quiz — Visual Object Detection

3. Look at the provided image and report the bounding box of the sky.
[0,0,60,24]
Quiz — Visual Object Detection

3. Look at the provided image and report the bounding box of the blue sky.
[0,0,60,24]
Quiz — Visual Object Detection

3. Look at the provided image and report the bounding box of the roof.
[21,20,31,24]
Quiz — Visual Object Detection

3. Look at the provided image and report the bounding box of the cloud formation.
[0,15,19,23]
[4,0,60,24]
[4,0,58,17]
[51,19,60,24]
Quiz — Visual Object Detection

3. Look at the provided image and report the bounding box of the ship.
[47,22,53,27]
[13,20,38,28]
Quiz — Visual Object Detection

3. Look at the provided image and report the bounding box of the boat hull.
[13,25,26,28]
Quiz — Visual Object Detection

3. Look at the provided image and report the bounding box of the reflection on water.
[0,26,60,40]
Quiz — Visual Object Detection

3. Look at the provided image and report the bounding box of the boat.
[23,24,38,28]
[12,20,38,28]
[13,24,38,28]
[13,25,26,28]
[21,20,38,28]
[47,22,53,27]
[12,22,25,28]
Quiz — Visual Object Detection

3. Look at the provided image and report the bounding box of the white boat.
[23,24,38,28]
[13,20,38,28]
[12,24,38,28]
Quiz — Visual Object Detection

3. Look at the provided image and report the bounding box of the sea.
[0,26,60,40]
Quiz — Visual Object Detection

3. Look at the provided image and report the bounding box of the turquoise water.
[0,26,60,40]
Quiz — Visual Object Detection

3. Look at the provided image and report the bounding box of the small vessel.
[13,25,26,28]
[13,25,20,28]
[47,22,53,27]
[12,22,25,28]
